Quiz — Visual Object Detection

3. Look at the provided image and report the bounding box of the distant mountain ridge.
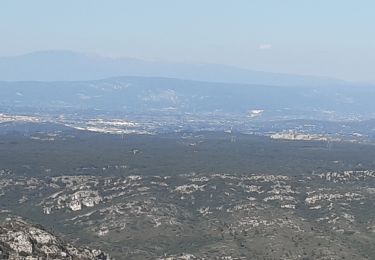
[0,50,350,87]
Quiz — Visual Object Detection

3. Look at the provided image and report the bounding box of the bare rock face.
[0,217,110,259]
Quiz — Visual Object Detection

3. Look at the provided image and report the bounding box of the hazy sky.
[1,0,375,82]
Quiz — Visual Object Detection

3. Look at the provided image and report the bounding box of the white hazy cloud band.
[258,44,272,50]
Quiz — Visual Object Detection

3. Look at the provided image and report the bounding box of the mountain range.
[0,50,350,87]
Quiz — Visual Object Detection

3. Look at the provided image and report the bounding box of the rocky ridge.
[0,217,110,259]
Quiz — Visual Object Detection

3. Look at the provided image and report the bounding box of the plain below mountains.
[0,76,375,120]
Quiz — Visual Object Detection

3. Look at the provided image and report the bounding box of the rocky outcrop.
[0,217,110,259]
